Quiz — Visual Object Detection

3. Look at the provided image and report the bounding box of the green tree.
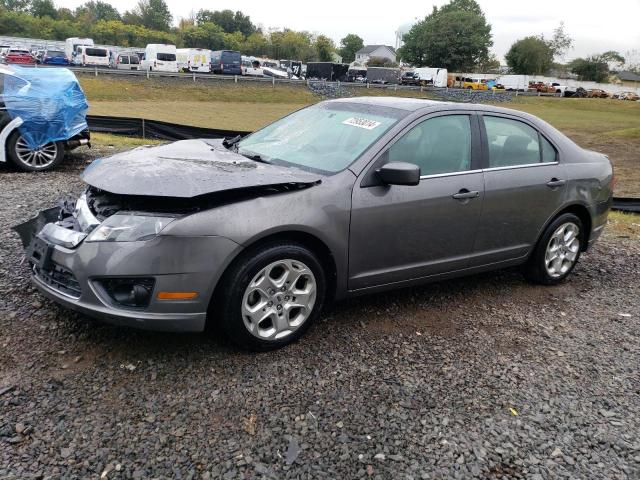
[505,36,554,74]
[569,51,624,83]
[30,0,57,18]
[242,31,269,56]
[339,33,363,63]
[475,53,500,73]
[75,1,121,22]
[195,9,255,36]
[398,0,492,71]
[367,57,398,67]
[548,22,573,59]
[0,0,31,13]
[128,0,172,31]
[314,35,335,62]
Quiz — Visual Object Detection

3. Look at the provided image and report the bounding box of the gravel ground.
[1,149,639,480]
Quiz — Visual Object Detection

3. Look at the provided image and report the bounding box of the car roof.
[328,96,536,119]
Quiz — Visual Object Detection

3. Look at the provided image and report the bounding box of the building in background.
[355,45,396,65]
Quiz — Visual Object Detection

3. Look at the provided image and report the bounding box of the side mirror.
[376,162,421,186]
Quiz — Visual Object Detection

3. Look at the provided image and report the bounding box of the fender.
[0,117,23,163]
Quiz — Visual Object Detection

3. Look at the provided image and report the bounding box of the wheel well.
[211,231,338,309]
[556,204,592,251]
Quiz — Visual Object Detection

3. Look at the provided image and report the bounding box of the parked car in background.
[74,45,109,67]
[40,49,69,66]
[495,74,530,91]
[211,50,242,75]
[65,37,94,64]
[463,77,489,90]
[400,71,420,86]
[241,56,263,76]
[414,67,448,87]
[4,49,35,65]
[141,44,178,73]
[176,48,211,73]
[110,52,140,70]
[0,65,89,171]
[16,97,612,350]
[616,91,639,101]
[586,88,610,98]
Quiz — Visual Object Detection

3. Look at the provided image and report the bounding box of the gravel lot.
[1,149,639,479]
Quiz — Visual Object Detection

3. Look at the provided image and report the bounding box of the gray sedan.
[16,97,613,350]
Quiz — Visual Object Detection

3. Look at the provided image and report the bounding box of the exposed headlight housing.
[86,214,175,242]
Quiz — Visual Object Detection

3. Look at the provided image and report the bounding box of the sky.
[57,0,640,63]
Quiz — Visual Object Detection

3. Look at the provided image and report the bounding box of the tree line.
[0,0,363,62]
[0,0,635,81]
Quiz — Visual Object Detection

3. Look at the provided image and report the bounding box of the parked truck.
[366,66,400,84]
[65,37,94,64]
[306,62,349,82]
[176,48,211,73]
[413,67,448,87]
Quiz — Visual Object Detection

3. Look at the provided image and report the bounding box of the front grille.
[33,263,82,299]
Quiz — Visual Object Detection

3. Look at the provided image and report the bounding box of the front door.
[349,113,484,291]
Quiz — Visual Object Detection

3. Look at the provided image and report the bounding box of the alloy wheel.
[545,222,580,278]
[15,136,59,169]
[241,259,317,341]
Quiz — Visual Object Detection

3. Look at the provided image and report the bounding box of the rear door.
[349,112,485,290]
[471,113,567,265]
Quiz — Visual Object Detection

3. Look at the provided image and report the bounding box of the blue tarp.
[3,66,88,150]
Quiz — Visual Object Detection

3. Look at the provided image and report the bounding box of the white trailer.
[141,44,178,73]
[414,67,448,87]
[74,45,109,67]
[495,75,530,91]
[176,48,210,73]
[65,37,94,64]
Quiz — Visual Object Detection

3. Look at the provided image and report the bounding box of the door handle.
[452,189,480,200]
[546,178,566,188]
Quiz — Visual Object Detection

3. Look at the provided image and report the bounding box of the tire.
[523,213,584,285]
[7,131,64,172]
[215,242,326,351]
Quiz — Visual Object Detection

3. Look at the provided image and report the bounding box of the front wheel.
[216,243,326,350]
[523,213,583,285]
[7,131,64,172]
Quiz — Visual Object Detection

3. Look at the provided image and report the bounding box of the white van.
[65,37,94,64]
[414,67,448,87]
[176,48,210,73]
[495,75,530,91]
[75,45,109,67]
[141,44,178,73]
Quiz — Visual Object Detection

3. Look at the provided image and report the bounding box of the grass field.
[77,73,640,196]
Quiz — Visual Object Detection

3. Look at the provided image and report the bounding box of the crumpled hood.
[81,139,322,198]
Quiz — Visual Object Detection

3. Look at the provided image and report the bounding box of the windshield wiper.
[240,152,270,164]
[222,134,242,150]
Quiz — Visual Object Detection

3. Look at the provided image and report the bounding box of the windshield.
[221,51,240,64]
[236,103,404,174]
[86,48,108,57]
[157,53,176,61]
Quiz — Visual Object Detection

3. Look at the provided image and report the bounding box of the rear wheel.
[216,243,326,351]
[7,131,64,172]
[523,213,583,285]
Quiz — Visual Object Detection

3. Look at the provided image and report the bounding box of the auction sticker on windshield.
[342,117,381,130]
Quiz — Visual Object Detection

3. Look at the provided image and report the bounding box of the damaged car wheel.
[216,243,326,351]
[7,131,64,172]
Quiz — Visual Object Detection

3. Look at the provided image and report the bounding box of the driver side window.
[386,115,472,176]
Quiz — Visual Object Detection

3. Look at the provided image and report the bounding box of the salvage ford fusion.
[15,98,613,350]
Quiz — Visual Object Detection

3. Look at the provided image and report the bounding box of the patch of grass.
[88,101,308,131]
[90,132,163,148]
[605,211,640,240]
[78,73,316,104]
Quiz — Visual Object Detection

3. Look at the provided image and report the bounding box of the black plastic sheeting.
[86,115,250,141]
[612,197,640,213]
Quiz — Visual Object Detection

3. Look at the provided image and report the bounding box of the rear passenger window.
[386,115,472,176]
[120,56,129,64]
[541,136,557,162]
[483,116,540,168]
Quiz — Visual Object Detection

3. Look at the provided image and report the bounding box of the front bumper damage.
[14,195,240,332]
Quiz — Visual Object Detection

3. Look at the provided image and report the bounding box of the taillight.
[221,63,224,72]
